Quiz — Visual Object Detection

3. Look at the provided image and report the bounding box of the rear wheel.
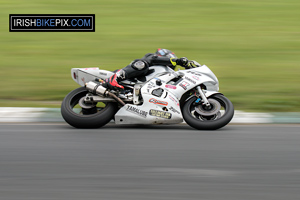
[61,87,118,128]
[182,94,234,130]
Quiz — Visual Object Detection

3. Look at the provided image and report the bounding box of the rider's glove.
[187,61,198,69]
[176,57,189,68]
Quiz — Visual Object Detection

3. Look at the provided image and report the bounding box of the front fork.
[196,86,211,107]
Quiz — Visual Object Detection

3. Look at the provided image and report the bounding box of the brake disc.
[195,99,221,116]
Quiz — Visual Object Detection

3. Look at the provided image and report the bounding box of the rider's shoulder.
[143,53,155,58]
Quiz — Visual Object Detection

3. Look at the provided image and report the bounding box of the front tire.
[61,87,119,128]
[182,94,234,130]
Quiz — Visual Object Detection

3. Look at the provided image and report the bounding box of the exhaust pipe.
[85,81,125,106]
[85,81,107,96]
[106,91,126,106]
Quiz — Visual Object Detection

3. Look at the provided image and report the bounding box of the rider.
[102,49,194,90]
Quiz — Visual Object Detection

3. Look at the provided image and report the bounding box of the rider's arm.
[144,54,189,69]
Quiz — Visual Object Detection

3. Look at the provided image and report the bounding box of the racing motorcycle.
[61,61,234,130]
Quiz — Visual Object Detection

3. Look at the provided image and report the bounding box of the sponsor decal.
[192,75,200,81]
[147,82,155,89]
[179,81,190,90]
[9,14,95,32]
[165,84,177,89]
[184,77,196,84]
[99,72,107,76]
[149,98,168,106]
[187,71,202,76]
[83,68,98,70]
[126,105,148,118]
[149,109,172,119]
[169,106,180,114]
[81,77,85,84]
[168,95,180,106]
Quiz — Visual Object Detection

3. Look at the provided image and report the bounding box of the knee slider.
[131,59,148,70]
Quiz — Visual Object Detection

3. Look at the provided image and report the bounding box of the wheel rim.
[68,90,108,116]
[189,97,227,121]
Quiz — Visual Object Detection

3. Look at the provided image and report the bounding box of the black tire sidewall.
[182,94,234,130]
[61,87,118,128]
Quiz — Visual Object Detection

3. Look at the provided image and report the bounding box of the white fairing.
[71,68,114,86]
[114,92,183,124]
[71,64,220,125]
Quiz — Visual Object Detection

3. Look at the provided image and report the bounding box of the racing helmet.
[155,48,177,58]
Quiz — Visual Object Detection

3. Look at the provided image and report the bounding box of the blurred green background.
[0,0,299,111]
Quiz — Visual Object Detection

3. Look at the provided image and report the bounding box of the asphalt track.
[1,123,300,200]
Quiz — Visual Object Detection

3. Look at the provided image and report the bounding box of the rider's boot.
[102,69,127,90]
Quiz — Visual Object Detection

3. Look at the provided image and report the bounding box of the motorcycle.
[61,60,234,130]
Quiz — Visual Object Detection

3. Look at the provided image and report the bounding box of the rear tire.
[61,87,118,128]
[182,94,234,130]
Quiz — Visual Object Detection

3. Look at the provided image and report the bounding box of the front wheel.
[182,94,234,130]
[61,87,119,128]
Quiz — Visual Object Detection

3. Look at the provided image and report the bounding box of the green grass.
[1,0,300,111]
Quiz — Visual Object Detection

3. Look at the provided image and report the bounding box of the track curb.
[0,107,300,124]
